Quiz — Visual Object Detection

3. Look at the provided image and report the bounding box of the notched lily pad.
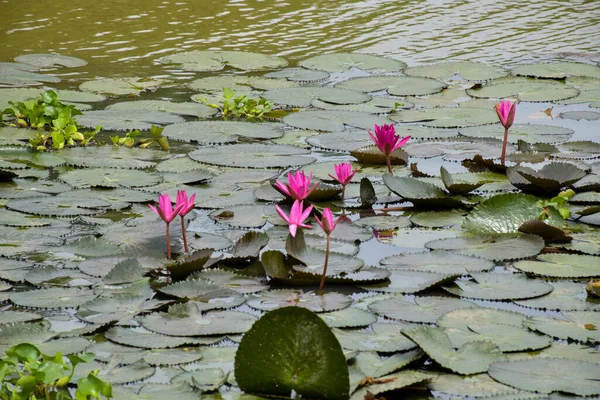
[247,290,352,313]
[404,61,509,81]
[298,52,406,73]
[380,251,494,274]
[156,50,287,71]
[264,87,370,108]
[15,53,87,68]
[282,110,389,132]
[426,234,545,261]
[80,77,170,96]
[443,273,554,300]
[513,253,600,278]
[77,109,184,131]
[336,76,447,96]
[467,81,580,102]
[189,143,315,169]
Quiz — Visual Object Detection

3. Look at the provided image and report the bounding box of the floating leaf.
[410,210,465,228]
[391,107,498,128]
[513,253,600,278]
[79,77,170,96]
[446,323,552,352]
[235,306,349,400]
[443,273,554,300]
[264,67,330,82]
[368,295,476,323]
[438,307,527,331]
[352,349,424,380]
[158,279,245,310]
[360,270,457,294]
[334,322,418,352]
[336,76,446,96]
[349,370,430,400]
[467,81,580,102]
[264,87,370,107]
[283,110,389,132]
[459,124,573,144]
[440,166,483,194]
[383,174,464,208]
[10,287,96,309]
[0,322,57,353]
[157,50,287,71]
[15,53,87,68]
[426,234,545,261]
[105,326,212,349]
[403,326,506,374]
[189,143,315,168]
[298,53,406,73]
[0,62,61,86]
[247,290,351,313]
[60,167,162,189]
[163,121,283,144]
[77,109,183,131]
[380,251,494,274]
[514,281,600,311]
[0,310,43,325]
[404,61,509,81]
[525,311,600,343]
[318,308,378,328]
[312,97,408,114]
[488,358,600,395]
[512,62,600,79]
[192,269,268,294]
[508,162,587,194]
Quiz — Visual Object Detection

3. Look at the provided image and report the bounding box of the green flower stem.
[340,185,346,202]
[319,234,331,292]
[501,127,509,165]
[166,222,171,260]
[181,216,189,253]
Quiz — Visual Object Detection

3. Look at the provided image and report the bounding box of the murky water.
[1,0,599,76]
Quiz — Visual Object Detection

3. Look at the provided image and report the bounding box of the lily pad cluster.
[0,51,599,399]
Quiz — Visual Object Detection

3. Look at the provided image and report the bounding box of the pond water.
[2,0,599,77]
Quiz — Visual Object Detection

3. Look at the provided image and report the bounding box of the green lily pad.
[556,232,600,255]
[282,110,389,132]
[380,251,494,274]
[467,81,580,102]
[189,75,297,93]
[312,97,410,114]
[189,143,315,168]
[0,209,53,227]
[0,322,57,353]
[559,110,600,121]
[298,53,406,73]
[24,265,96,286]
[403,326,507,374]
[512,62,600,79]
[525,311,600,343]
[426,234,545,261]
[163,121,283,144]
[318,308,378,328]
[459,124,574,144]
[77,295,168,325]
[404,61,509,81]
[368,295,476,323]
[264,67,330,82]
[235,306,349,400]
[352,349,424,380]
[10,287,96,308]
[0,148,66,168]
[509,162,587,194]
[192,269,268,294]
[59,167,162,188]
[0,310,43,325]
[443,273,554,300]
[15,53,87,68]
[79,77,170,96]
[570,192,600,204]
[354,215,411,230]
[156,50,287,71]
[336,76,446,96]
[410,210,465,228]
[441,166,484,195]
[446,323,552,352]
[158,279,245,309]
[391,107,498,128]
[57,146,167,169]
[438,307,528,331]
[264,87,370,107]
[488,358,600,395]
[141,302,257,336]
[77,109,184,131]
[349,370,430,400]
[247,290,352,313]
[0,62,61,86]
[107,99,216,118]
[383,174,464,208]
[0,258,33,282]
[334,322,418,352]
[171,368,227,391]
[360,270,457,294]
[513,253,600,278]
[350,145,408,167]
[557,89,600,107]
[427,372,536,398]
[73,360,156,385]
[6,195,110,216]
[514,281,600,311]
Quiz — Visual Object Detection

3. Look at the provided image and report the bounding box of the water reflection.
[1,0,598,69]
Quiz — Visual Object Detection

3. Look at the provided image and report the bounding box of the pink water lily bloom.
[315,208,341,236]
[149,193,183,224]
[275,200,313,237]
[176,190,196,216]
[368,124,410,173]
[274,170,320,201]
[176,190,196,254]
[495,100,516,130]
[328,163,357,186]
[149,193,184,260]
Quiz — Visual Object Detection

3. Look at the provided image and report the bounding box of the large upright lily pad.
[189,144,315,168]
[298,53,406,73]
[235,306,349,400]
[156,50,287,71]
[383,174,463,208]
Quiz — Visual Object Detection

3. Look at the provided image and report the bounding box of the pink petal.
[275,204,291,224]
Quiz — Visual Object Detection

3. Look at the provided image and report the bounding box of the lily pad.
[427,372,536,398]
[107,100,217,118]
[235,306,349,400]
[349,370,430,400]
[157,50,287,71]
[403,326,507,374]
[525,311,600,343]
[404,61,509,81]
[6,195,110,216]
[352,349,424,380]
[163,121,283,144]
[383,174,464,208]
[514,281,600,311]
[380,251,494,274]
[57,146,166,169]
[508,162,587,194]
[438,307,528,331]
[312,97,409,114]
[158,279,245,310]
[10,287,96,309]
[426,234,545,261]
[368,295,476,323]
[247,290,352,313]
[0,310,43,325]
[318,308,378,328]
[0,62,61,86]
[467,81,580,102]
[410,210,465,228]
[390,107,498,128]
[282,110,389,132]
[334,322,418,352]
[59,167,162,189]
[360,270,457,294]
[264,67,329,82]
[459,124,574,144]
[557,89,600,107]
[77,109,184,131]
[513,253,600,278]
[189,143,315,168]
[336,76,446,96]
[511,62,600,79]
[298,53,406,73]
[488,358,600,395]
[264,87,370,108]
[80,77,170,96]
[15,53,87,68]
[445,323,552,352]
[441,166,484,194]
[443,273,554,300]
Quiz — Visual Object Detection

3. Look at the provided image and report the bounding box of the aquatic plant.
[200,87,274,120]
[328,163,357,202]
[368,123,410,173]
[495,99,516,165]
[110,125,169,150]
[0,343,112,400]
[176,189,196,253]
[275,199,313,237]
[148,193,183,260]
[315,208,341,291]
[274,170,320,201]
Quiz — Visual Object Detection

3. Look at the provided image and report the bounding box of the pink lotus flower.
[368,124,410,173]
[149,194,184,260]
[275,200,313,237]
[314,207,341,292]
[495,100,516,165]
[328,163,357,202]
[274,170,320,201]
[176,190,196,253]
